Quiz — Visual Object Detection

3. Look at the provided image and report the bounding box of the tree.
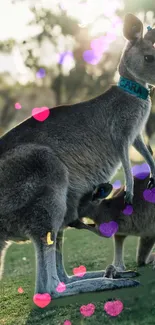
[0,0,155,135]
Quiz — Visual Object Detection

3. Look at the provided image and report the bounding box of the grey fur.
[1,13,155,296]
[77,174,155,274]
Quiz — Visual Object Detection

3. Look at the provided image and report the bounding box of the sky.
[0,0,35,41]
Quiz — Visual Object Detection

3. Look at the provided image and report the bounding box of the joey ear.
[112,186,124,198]
[123,13,143,41]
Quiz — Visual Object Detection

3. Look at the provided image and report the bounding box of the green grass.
[1,230,155,325]
[1,166,155,325]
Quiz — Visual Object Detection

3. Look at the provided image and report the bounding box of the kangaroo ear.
[123,13,143,41]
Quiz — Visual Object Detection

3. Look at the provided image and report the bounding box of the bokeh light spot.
[58,51,74,65]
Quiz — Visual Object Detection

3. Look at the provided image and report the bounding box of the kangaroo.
[0,13,155,298]
[74,172,155,277]
[146,111,155,143]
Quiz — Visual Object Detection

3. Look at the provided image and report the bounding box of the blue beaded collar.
[118,76,149,100]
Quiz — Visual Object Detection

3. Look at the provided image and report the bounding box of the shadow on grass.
[25,266,155,325]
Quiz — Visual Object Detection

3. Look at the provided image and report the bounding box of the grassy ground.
[1,230,155,325]
[1,164,155,325]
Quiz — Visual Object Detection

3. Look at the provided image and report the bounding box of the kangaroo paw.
[104,264,140,279]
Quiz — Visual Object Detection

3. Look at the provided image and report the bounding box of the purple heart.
[91,37,109,55]
[58,51,73,65]
[112,180,121,189]
[83,50,102,65]
[99,221,118,238]
[36,68,46,79]
[143,188,155,203]
[131,163,150,180]
[122,205,133,216]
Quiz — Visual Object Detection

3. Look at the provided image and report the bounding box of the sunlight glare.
[59,0,124,31]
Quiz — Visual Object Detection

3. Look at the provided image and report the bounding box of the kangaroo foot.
[124,191,133,205]
[52,276,140,298]
[104,264,140,279]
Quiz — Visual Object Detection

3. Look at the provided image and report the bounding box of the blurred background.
[0,0,155,162]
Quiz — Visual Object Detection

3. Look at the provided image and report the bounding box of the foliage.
[0,0,155,132]
[0,39,16,53]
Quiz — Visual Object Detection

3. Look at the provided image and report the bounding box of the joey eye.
[144,55,154,62]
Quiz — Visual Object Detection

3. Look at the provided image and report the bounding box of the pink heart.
[32,106,50,122]
[56,282,66,293]
[73,265,86,277]
[99,221,118,237]
[104,300,123,317]
[33,293,51,308]
[80,303,95,317]
[15,102,22,109]
[63,321,72,325]
[18,287,24,294]
[143,188,155,203]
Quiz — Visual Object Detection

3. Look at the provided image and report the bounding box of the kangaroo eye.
[144,55,154,62]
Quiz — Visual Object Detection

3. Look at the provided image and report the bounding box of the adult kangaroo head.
[118,13,155,87]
